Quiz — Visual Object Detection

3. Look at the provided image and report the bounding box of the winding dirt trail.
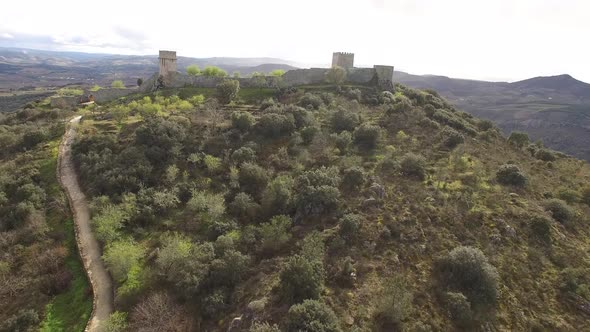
[58,116,114,331]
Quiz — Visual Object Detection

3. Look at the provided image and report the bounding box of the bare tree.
[130,292,188,332]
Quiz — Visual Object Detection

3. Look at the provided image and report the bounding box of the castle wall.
[374,65,394,90]
[85,88,137,103]
[282,68,329,85]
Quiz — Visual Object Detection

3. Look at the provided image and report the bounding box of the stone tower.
[159,50,177,82]
[332,52,354,69]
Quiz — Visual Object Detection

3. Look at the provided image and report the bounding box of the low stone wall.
[50,96,80,109]
[86,88,138,103]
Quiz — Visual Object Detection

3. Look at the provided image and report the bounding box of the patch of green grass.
[40,239,92,332]
[238,88,277,103]
[38,141,93,332]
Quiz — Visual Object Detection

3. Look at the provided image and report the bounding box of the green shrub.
[300,126,319,145]
[556,188,580,204]
[444,292,473,327]
[217,79,240,104]
[339,213,362,242]
[261,175,294,217]
[496,164,527,187]
[560,267,590,301]
[280,255,324,303]
[260,98,276,111]
[104,311,128,332]
[353,123,380,149]
[103,240,145,283]
[259,215,292,254]
[419,117,440,129]
[400,153,427,180]
[202,66,228,77]
[325,66,347,85]
[342,166,366,191]
[228,192,259,222]
[535,148,556,161]
[435,246,499,307]
[508,131,529,148]
[111,80,125,89]
[256,113,295,138]
[530,216,552,244]
[330,108,360,133]
[296,185,341,217]
[22,130,47,149]
[209,249,250,287]
[250,322,281,332]
[284,105,315,129]
[332,131,352,154]
[286,300,340,332]
[477,119,494,131]
[186,64,200,76]
[187,190,225,221]
[375,276,414,328]
[582,186,590,206]
[232,146,256,165]
[298,93,323,110]
[543,199,575,224]
[239,162,269,197]
[295,167,340,216]
[441,126,464,149]
[201,289,229,318]
[232,111,255,132]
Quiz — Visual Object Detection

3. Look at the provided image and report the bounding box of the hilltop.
[1,80,588,331]
[2,48,589,162]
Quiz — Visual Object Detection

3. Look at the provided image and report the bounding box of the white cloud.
[0,0,589,82]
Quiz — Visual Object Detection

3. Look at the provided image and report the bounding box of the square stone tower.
[332,52,354,69]
[159,50,177,81]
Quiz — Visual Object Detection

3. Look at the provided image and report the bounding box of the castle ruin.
[332,52,354,69]
[159,50,177,83]
[147,50,394,92]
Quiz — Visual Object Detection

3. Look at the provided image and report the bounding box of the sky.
[1,0,589,82]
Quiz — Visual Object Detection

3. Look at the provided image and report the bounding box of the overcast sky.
[1,0,589,82]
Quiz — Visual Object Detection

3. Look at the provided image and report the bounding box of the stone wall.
[282,68,329,86]
[138,65,394,93]
[50,96,80,109]
[373,65,395,90]
[86,88,137,103]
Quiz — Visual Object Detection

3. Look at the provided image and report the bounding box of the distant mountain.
[511,74,590,99]
[395,72,590,161]
[0,47,297,89]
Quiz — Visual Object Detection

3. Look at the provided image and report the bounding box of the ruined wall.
[347,68,375,84]
[282,68,329,86]
[282,67,376,86]
[332,52,354,69]
[86,88,137,103]
[50,96,80,109]
[373,65,394,90]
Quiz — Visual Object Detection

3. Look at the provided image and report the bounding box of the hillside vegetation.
[65,82,590,331]
[2,82,590,331]
[0,108,92,331]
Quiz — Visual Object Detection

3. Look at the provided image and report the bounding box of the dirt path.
[58,116,114,332]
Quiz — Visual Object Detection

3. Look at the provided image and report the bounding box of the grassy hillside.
[64,82,590,331]
[0,108,92,331]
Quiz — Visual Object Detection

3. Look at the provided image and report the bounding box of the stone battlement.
[158,50,177,60]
